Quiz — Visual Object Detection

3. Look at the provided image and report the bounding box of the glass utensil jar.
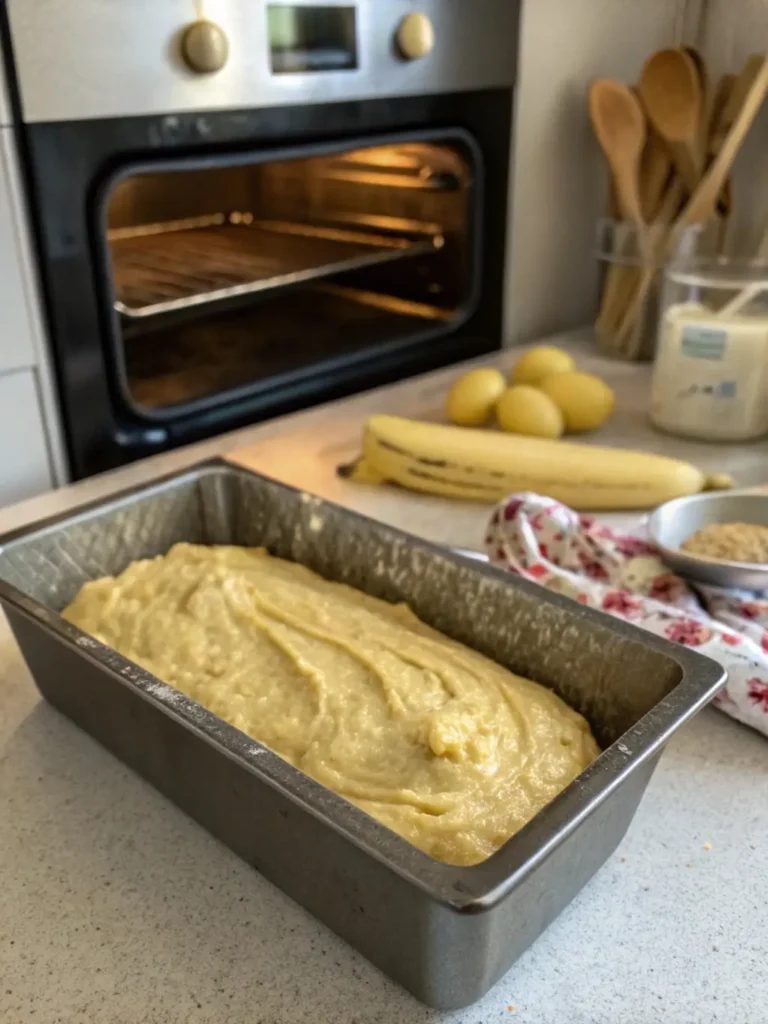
[651,258,768,441]
[594,219,712,362]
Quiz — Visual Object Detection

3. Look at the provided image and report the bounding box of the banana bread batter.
[63,543,599,866]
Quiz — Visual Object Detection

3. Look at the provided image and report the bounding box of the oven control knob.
[181,19,229,74]
[396,13,435,60]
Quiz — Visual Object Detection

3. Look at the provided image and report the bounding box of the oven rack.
[109,217,441,320]
[125,283,447,415]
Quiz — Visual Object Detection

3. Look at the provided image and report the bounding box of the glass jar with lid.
[651,257,768,442]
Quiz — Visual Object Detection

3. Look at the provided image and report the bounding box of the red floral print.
[503,499,524,521]
[649,573,687,604]
[613,535,656,557]
[576,593,589,604]
[578,551,609,579]
[761,632,768,654]
[664,619,713,647]
[602,590,642,617]
[747,678,768,712]
[579,515,595,530]
[527,563,549,579]
[721,633,741,647]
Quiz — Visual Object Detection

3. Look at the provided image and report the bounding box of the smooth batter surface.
[62,543,599,866]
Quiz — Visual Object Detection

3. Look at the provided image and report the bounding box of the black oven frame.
[18,89,514,480]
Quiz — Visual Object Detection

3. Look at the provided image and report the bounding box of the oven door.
[22,90,512,478]
[97,130,479,422]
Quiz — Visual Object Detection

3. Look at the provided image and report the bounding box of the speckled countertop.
[2,331,768,1024]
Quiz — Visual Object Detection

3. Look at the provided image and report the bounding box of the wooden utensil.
[682,49,730,232]
[616,57,768,350]
[678,56,768,229]
[598,98,670,345]
[638,48,702,196]
[621,175,686,359]
[596,128,672,351]
[683,46,712,165]
[709,72,737,150]
[589,79,649,351]
[709,73,737,230]
[716,194,768,318]
[640,126,673,221]
[709,56,764,157]
[588,79,647,228]
[708,63,764,229]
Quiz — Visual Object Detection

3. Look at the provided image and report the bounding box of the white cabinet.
[0,127,65,491]
[0,129,39,373]
[0,368,53,505]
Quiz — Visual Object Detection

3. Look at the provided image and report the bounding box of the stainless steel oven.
[2,1,520,479]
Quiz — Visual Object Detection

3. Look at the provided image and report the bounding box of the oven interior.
[101,138,477,418]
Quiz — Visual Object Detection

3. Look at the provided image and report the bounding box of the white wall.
[503,0,705,345]
[699,0,768,258]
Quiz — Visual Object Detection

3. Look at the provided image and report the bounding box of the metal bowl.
[648,490,768,590]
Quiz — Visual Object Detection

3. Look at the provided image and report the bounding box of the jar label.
[680,324,727,360]
[651,306,768,440]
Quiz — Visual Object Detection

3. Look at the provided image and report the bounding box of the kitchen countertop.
[2,330,768,1024]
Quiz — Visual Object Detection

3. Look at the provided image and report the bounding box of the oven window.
[103,141,476,417]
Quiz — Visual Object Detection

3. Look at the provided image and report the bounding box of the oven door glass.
[100,138,478,419]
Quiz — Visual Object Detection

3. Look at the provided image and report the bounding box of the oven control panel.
[6,0,518,123]
[177,10,436,77]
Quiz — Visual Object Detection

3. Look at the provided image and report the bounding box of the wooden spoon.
[616,57,768,350]
[678,56,768,229]
[640,126,673,221]
[709,72,737,153]
[638,48,702,196]
[596,127,673,351]
[709,57,764,157]
[708,73,737,234]
[683,46,712,165]
[589,79,648,350]
[588,79,647,228]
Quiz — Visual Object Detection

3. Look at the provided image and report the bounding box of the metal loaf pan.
[0,461,725,1009]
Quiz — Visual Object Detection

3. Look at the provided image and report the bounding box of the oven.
[2,1,520,480]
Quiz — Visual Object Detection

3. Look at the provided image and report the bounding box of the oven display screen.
[268,5,357,74]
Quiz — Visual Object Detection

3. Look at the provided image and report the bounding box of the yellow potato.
[540,371,615,433]
[511,346,575,386]
[446,368,506,426]
[496,385,564,439]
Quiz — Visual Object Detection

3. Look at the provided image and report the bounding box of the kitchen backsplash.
[503,0,767,346]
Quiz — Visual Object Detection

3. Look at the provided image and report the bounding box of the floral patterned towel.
[484,493,768,737]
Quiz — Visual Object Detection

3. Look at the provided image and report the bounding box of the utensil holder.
[594,218,720,361]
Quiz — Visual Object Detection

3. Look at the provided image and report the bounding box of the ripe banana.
[342,415,732,511]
